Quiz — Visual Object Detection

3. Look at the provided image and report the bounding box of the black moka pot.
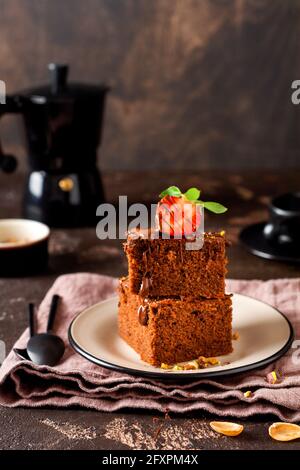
[0,64,109,227]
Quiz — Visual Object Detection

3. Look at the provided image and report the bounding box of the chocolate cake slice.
[118,277,232,366]
[124,229,228,299]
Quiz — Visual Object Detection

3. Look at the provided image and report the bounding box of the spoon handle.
[28,303,35,337]
[47,294,61,332]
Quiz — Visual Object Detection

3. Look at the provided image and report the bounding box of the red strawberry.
[156,195,201,237]
[156,186,227,237]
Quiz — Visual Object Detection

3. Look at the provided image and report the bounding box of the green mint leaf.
[184,187,201,201]
[159,186,182,198]
[202,201,228,214]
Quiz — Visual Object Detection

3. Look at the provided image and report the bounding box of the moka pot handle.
[0,95,24,173]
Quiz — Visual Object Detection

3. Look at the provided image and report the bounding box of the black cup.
[263,192,300,247]
[0,219,50,276]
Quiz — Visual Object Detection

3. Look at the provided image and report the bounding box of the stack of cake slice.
[118,229,232,366]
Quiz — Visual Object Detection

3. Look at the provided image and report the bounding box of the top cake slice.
[124,228,228,298]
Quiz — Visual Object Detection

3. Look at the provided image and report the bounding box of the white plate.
[68,294,294,379]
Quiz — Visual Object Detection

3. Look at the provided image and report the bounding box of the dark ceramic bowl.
[0,219,50,276]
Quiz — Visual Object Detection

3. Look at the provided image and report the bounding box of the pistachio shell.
[210,421,244,436]
[269,423,300,442]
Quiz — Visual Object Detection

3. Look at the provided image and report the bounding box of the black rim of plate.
[239,222,300,263]
[68,294,294,380]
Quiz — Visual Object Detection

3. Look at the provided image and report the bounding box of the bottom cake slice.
[118,277,232,366]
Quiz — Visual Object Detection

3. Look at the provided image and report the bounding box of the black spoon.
[13,303,34,361]
[14,295,65,366]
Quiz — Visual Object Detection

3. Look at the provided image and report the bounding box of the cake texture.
[124,229,227,299]
[118,277,232,366]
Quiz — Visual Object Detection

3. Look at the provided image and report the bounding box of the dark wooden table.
[0,169,300,450]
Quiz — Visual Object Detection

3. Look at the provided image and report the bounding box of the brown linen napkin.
[0,273,299,421]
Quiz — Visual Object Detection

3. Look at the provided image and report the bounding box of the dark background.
[0,0,300,172]
[1,1,300,452]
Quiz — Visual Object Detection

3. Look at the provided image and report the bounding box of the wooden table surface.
[0,169,300,451]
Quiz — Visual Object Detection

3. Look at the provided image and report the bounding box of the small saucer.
[240,222,300,263]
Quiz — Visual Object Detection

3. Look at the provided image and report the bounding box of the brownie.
[118,277,232,366]
[124,229,228,299]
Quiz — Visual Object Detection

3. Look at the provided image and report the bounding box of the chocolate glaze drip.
[179,242,184,263]
[139,275,152,296]
[142,249,149,273]
[138,304,149,326]
[140,245,153,296]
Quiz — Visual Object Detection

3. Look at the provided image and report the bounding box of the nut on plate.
[198,356,220,367]
[160,363,172,370]
[266,370,278,384]
[172,364,184,371]
[269,423,300,442]
[210,421,244,437]
[182,360,199,370]
[160,357,220,371]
